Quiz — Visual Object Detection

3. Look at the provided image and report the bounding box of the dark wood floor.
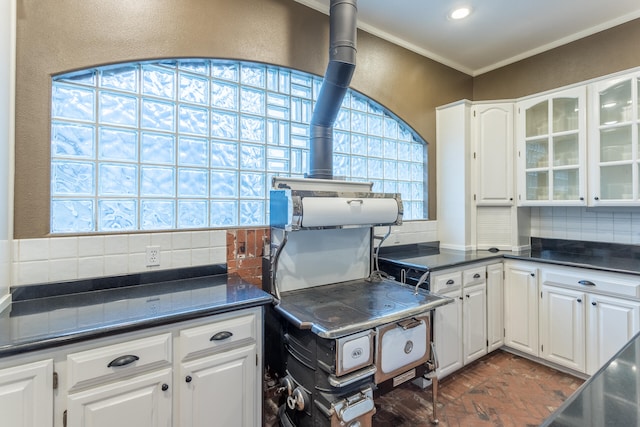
[373,350,584,426]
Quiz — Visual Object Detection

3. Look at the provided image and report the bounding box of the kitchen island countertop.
[0,265,272,358]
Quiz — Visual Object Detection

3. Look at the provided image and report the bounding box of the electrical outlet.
[146,245,161,267]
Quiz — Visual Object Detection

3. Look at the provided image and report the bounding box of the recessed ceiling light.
[449,7,471,20]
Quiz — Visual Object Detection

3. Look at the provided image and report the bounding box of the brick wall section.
[227,228,270,287]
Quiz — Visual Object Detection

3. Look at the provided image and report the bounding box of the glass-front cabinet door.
[516,87,587,206]
[589,72,640,206]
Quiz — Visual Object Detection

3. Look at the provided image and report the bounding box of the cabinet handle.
[530,273,535,277]
[473,273,481,279]
[592,301,597,306]
[466,294,470,298]
[185,375,193,383]
[509,197,513,201]
[577,298,582,303]
[458,296,463,300]
[210,331,233,341]
[579,197,584,201]
[107,354,139,368]
[161,383,169,391]
[446,279,455,285]
[578,280,596,287]
[594,196,599,201]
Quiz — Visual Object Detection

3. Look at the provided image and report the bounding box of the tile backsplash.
[10,221,438,287]
[12,230,228,286]
[530,207,640,244]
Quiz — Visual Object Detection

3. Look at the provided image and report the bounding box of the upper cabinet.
[516,87,587,206]
[588,72,640,206]
[472,103,514,206]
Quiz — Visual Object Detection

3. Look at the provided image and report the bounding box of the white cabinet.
[177,310,260,427]
[437,100,526,251]
[473,102,514,206]
[588,71,640,205]
[462,267,488,364]
[67,368,172,427]
[66,333,173,427]
[432,270,464,378]
[179,345,257,427]
[432,264,490,378]
[586,293,640,374]
[516,86,588,206]
[0,359,53,427]
[504,262,539,356]
[539,266,640,375]
[540,285,586,372]
[487,263,504,352]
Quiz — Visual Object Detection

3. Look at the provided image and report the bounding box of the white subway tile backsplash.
[210,246,227,264]
[78,256,105,279]
[210,230,226,247]
[16,260,49,285]
[172,232,192,250]
[128,234,151,253]
[128,253,146,272]
[191,231,210,248]
[104,235,129,255]
[49,258,78,282]
[19,238,50,261]
[150,232,172,249]
[104,254,129,276]
[78,236,104,257]
[49,236,79,259]
[191,248,210,265]
[171,249,191,268]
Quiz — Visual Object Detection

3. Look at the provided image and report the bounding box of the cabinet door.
[588,72,640,206]
[0,359,53,427]
[516,87,587,206]
[540,285,586,372]
[504,263,539,356]
[487,263,504,352]
[473,103,514,206]
[433,289,463,379]
[586,294,640,374]
[463,282,487,364]
[67,368,172,427]
[179,344,258,427]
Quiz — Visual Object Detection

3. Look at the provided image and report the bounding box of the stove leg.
[431,375,439,424]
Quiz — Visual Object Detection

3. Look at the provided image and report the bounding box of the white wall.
[531,207,640,244]
[0,0,15,309]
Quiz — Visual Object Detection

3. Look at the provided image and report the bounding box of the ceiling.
[294,0,640,76]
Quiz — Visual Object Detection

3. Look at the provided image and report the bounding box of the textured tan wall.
[474,18,640,100]
[14,0,471,238]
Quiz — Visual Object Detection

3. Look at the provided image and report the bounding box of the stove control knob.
[287,387,308,411]
[280,376,294,396]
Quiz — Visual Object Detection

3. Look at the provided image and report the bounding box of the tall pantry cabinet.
[436,100,528,251]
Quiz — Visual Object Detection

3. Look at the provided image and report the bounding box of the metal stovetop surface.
[274,277,452,338]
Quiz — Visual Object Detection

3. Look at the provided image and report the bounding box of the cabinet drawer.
[463,266,486,287]
[179,311,257,361]
[67,333,172,391]
[542,268,640,298]
[432,271,462,293]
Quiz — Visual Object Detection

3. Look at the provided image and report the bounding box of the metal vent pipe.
[308,0,358,180]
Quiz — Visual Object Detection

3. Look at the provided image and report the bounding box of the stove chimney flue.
[308,0,358,180]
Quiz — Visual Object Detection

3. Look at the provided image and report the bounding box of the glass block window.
[50,59,428,233]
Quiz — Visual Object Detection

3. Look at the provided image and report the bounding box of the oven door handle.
[397,318,422,330]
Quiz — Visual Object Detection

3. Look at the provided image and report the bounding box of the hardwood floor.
[373,350,584,427]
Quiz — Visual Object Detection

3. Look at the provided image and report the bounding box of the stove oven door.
[374,315,431,385]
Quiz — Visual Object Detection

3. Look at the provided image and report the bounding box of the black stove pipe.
[308,0,357,180]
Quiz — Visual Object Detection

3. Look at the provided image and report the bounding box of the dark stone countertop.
[541,331,640,427]
[379,238,640,276]
[0,265,272,358]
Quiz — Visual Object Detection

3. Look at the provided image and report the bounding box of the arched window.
[50,59,428,233]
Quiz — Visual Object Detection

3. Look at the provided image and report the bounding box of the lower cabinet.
[586,293,640,374]
[433,263,498,379]
[540,285,586,372]
[487,263,505,352]
[179,345,257,427]
[0,359,53,427]
[504,261,539,357]
[0,306,263,427]
[67,368,173,427]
